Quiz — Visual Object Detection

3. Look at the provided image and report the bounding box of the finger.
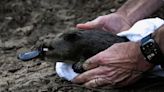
[117,71,141,86]
[76,16,104,30]
[108,69,131,86]
[83,50,110,70]
[72,66,115,84]
[84,68,131,88]
[84,77,113,88]
[83,52,103,70]
[76,23,94,30]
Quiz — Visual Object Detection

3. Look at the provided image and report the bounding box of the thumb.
[76,22,97,30]
[76,16,104,30]
[83,53,102,70]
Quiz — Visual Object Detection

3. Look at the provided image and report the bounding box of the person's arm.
[153,25,164,54]
[117,0,164,26]
[76,0,163,34]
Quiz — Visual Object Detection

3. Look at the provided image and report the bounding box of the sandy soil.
[0,0,164,92]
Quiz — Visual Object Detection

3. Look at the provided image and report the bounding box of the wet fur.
[45,30,128,61]
[43,30,128,73]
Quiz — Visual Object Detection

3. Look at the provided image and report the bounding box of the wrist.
[152,25,164,55]
[115,11,133,27]
[139,27,164,65]
[135,42,154,71]
[153,25,164,69]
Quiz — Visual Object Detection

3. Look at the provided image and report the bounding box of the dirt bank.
[0,0,164,92]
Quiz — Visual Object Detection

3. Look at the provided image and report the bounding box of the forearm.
[116,0,164,26]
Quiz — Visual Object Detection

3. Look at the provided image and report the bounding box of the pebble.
[0,39,4,48]
[110,8,116,13]
[16,25,34,36]
[3,38,27,50]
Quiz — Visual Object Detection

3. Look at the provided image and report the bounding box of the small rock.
[16,25,34,36]
[0,81,9,92]
[5,17,13,20]
[7,62,23,73]
[4,41,16,50]
[3,38,28,50]
[0,39,4,48]
[110,8,116,13]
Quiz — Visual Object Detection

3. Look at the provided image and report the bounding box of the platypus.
[38,30,128,73]
[18,30,128,73]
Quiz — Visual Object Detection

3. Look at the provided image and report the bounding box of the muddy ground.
[0,0,164,92]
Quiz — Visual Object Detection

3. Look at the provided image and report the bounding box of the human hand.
[76,13,131,34]
[72,42,153,88]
